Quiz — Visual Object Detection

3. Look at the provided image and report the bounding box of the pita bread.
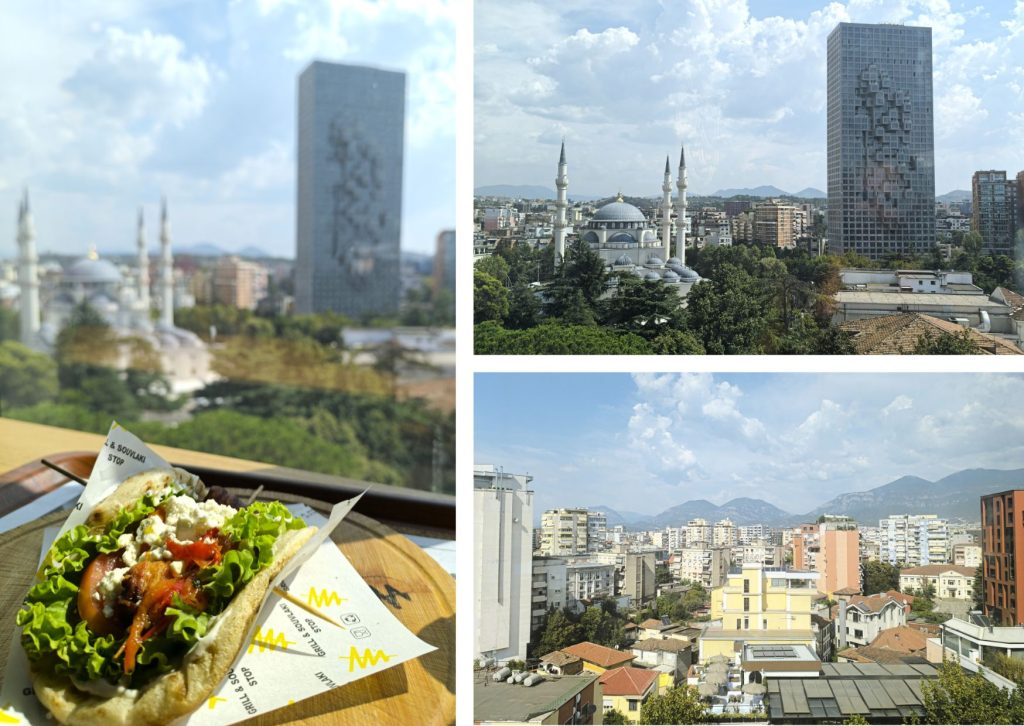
[27,468,317,725]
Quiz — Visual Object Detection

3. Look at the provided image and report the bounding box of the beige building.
[685,518,711,546]
[540,508,589,556]
[674,544,730,588]
[953,544,982,568]
[623,553,656,606]
[213,255,269,310]
[899,565,976,600]
[753,199,797,248]
[713,518,737,547]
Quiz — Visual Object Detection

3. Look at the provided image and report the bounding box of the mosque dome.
[645,255,664,267]
[64,256,122,284]
[608,232,637,244]
[674,265,700,281]
[614,254,633,266]
[666,257,681,266]
[662,269,680,281]
[593,200,647,223]
[643,270,661,281]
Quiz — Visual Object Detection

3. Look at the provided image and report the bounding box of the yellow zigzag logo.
[248,627,296,654]
[339,646,397,672]
[307,587,345,608]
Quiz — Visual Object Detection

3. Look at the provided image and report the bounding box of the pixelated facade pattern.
[827,23,935,259]
[296,62,405,316]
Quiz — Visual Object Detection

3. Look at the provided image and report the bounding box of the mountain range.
[937,190,971,202]
[590,467,1024,528]
[709,186,825,199]
[474,184,604,201]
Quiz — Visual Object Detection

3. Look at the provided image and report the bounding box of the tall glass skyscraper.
[295,61,405,316]
[827,23,935,259]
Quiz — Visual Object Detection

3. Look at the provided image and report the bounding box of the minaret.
[136,207,150,310]
[675,144,688,264]
[16,189,40,346]
[661,156,672,261]
[553,140,568,264]
[158,197,174,327]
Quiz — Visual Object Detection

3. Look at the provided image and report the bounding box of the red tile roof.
[838,313,1023,355]
[598,667,659,697]
[540,650,581,667]
[562,642,635,669]
[869,625,928,654]
[640,618,668,630]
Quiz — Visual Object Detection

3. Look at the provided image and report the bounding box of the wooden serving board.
[0,463,455,726]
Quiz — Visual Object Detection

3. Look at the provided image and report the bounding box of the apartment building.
[835,592,910,648]
[702,564,819,662]
[685,518,711,546]
[879,514,949,566]
[474,465,534,662]
[566,561,616,606]
[540,508,589,556]
[953,543,982,568]
[531,556,567,633]
[713,518,737,547]
[674,544,730,589]
[981,490,1024,625]
[623,553,656,606]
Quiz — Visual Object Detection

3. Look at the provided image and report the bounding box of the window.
[744,597,750,612]
[629,700,638,712]
[744,579,750,593]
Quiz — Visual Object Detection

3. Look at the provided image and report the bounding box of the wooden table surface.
[0,418,456,725]
[0,419,274,475]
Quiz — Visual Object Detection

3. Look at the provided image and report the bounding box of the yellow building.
[700,564,820,662]
[598,667,659,724]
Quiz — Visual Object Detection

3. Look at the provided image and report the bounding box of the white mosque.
[552,142,703,297]
[12,191,213,394]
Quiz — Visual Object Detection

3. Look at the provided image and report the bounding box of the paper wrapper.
[0,423,436,724]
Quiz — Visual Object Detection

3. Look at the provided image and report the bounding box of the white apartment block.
[686,518,712,547]
[587,511,608,548]
[738,524,767,545]
[879,514,949,566]
[674,545,731,588]
[899,565,975,600]
[540,508,589,556]
[565,560,616,606]
[665,527,684,550]
[474,464,534,663]
[531,556,567,633]
[953,544,982,568]
[713,519,737,547]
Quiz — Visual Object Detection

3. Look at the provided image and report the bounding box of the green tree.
[474,255,510,283]
[505,280,540,330]
[913,329,983,354]
[0,306,18,342]
[603,709,630,725]
[640,685,708,724]
[534,609,582,657]
[843,714,869,725]
[602,275,685,340]
[548,239,607,314]
[962,230,984,257]
[474,270,509,324]
[862,560,900,595]
[683,267,770,354]
[650,329,705,354]
[973,565,984,610]
[474,321,652,355]
[0,341,58,409]
[920,659,1024,724]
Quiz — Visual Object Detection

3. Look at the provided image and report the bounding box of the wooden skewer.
[39,460,346,629]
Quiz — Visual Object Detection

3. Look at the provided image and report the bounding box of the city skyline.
[475,0,1024,198]
[475,372,1024,516]
[0,0,454,258]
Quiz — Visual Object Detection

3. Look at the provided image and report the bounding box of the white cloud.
[63,27,214,128]
[627,402,699,472]
[935,83,988,138]
[882,395,913,416]
[219,140,291,197]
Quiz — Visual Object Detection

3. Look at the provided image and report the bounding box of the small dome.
[64,257,122,284]
[644,270,661,281]
[614,254,633,266]
[676,265,700,281]
[666,257,681,266]
[662,269,680,281]
[646,255,664,266]
[593,201,647,223]
[641,230,657,242]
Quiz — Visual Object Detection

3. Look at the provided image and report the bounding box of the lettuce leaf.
[18,492,305,685]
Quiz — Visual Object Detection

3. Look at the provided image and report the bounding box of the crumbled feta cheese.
[163,495,236,543]
[170,560,184,576]
[95,566,130,618]
[138,515,170,547]
[117,533,139,567]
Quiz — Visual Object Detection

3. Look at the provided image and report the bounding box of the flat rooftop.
[474,673,597,723]
[766,663,939,723]
[834,290,1007,308]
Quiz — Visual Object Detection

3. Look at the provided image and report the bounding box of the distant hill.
[475,184,555,199]
[585,466,1024,532]
[237,245,272,259]
[711,185,789,198]
[793,187,826,199]
[176,242,225,257]
[937,190,971,203]
[804,468,1024,523]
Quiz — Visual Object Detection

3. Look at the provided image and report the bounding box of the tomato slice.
[77,552,124,636]
[166,529,223,567]
[120,562,206,674]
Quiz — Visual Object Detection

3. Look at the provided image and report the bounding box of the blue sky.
[475,0,1024,197]
[475,373,1024,518]
[0,0,454,258]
